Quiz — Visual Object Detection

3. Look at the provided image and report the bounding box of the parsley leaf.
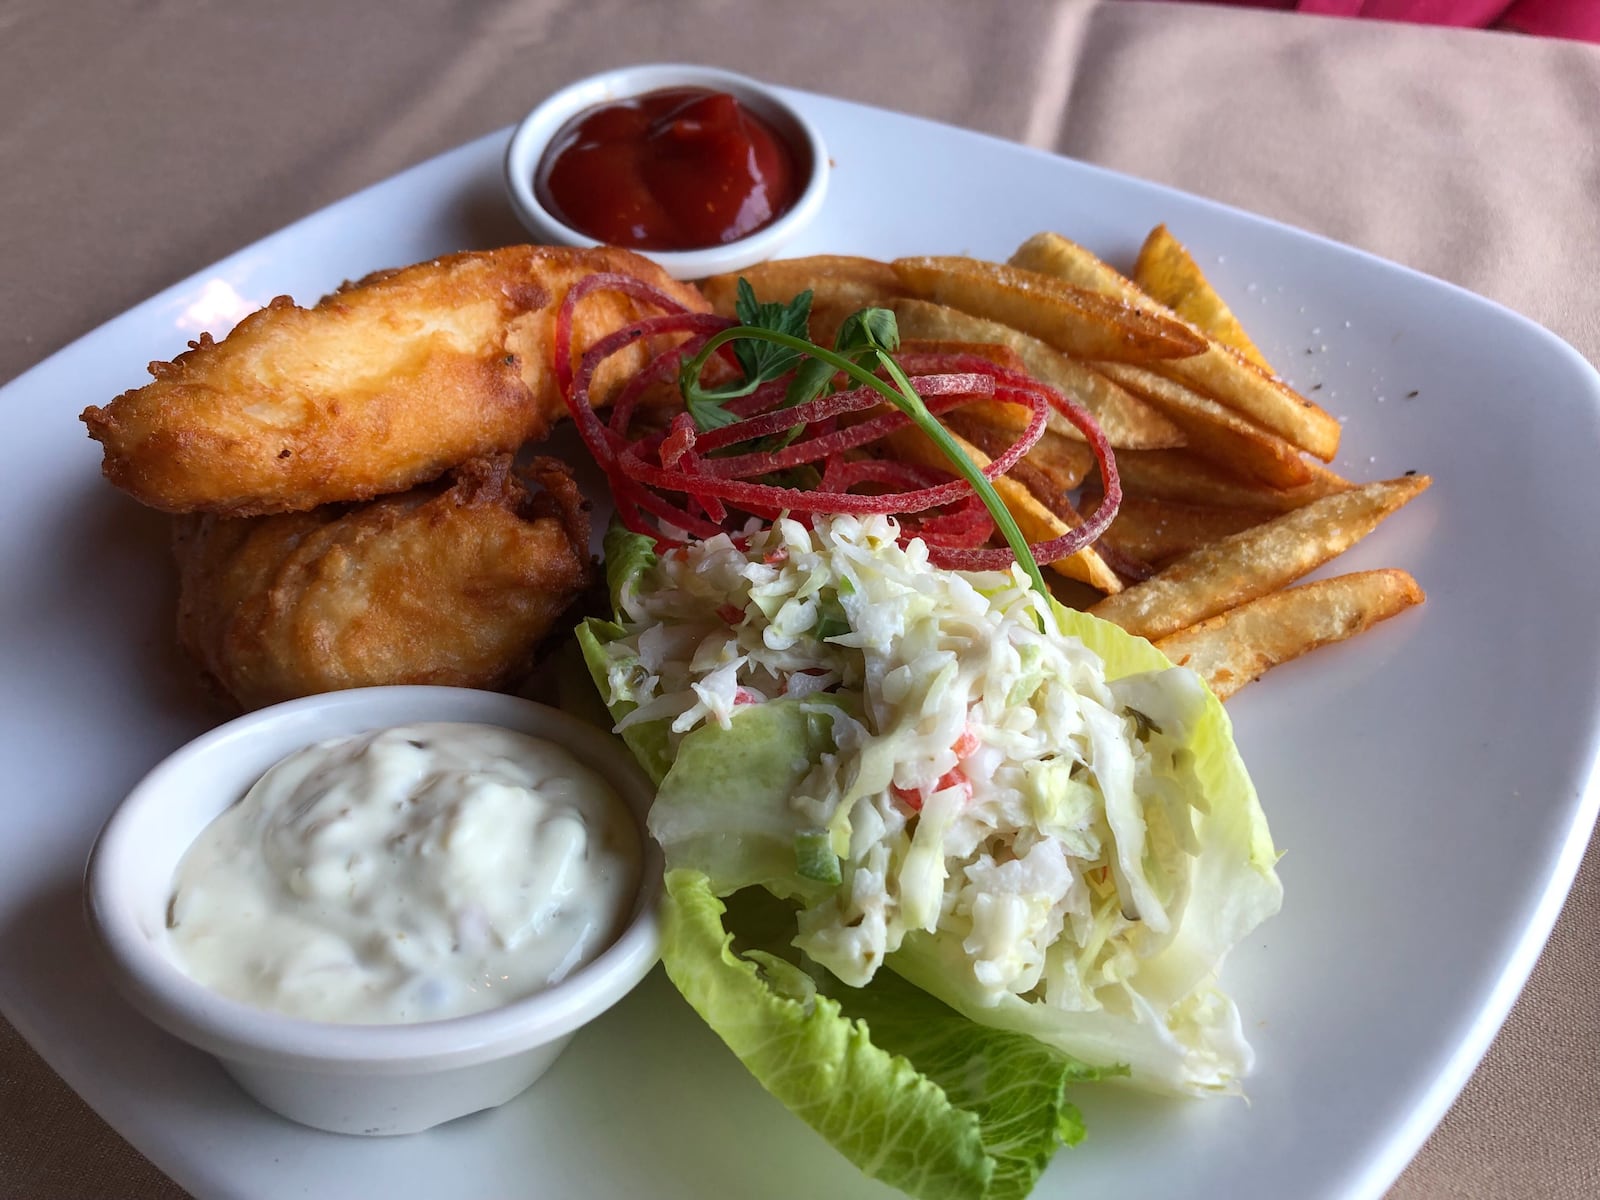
[730,280,813,390]
[838,306,900,355]
[785,305,901,410]
[686,392,742,431]
[680,282,816,432]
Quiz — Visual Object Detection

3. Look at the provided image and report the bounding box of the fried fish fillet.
[84,245,707,516]
[172,455,591,711]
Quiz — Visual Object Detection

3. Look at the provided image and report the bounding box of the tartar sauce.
[167,722,641,1024]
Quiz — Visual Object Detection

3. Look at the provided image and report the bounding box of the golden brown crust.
[84,245,707,516]
[172,455,593,710]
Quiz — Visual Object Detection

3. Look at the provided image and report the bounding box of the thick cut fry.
[1112,448,1350,511]
[949,411,1094,493]
[1009,233,1341,460]
[1090,476,1431,641]
[1095,362,1313,489]
[699,256,901,318]
[806,298,859,349]
[887,298,1185,450]
[1133,225,1270,371]
[949,416,1146,582]
[891,256,1206,364]
[1094,495,1274,568]
[947,415,1086,502]
[82,245,709,516]
[1161,350,1340,462]
[949,417,1084,506]
[875,425,1122,593]
[1155,570,1426,700]
[900,338,1030,375]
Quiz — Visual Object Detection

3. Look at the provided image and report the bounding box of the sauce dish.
[504,63,829,280]
[85,686,662,1136]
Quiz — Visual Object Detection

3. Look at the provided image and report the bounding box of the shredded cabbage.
[590,514,1281,1095]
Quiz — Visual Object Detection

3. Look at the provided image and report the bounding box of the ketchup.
[535,88,803,252]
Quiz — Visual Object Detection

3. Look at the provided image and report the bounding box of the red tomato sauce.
[535,87,803,251]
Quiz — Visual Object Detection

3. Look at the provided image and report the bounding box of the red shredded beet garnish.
[555,273,1121,570]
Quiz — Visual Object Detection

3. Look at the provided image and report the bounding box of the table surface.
[2,1,1596,1196]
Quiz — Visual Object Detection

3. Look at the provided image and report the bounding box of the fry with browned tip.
[1156,569,1426,700]
[1090,475,1431,642]
[83,245,708,517]
[1009,232,1343,461]
[172,455,592,711]
[891,255,1207,364]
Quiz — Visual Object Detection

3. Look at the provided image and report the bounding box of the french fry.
[700,239,1425,704]
[1154,569,1426,700]
[949,410,1095,493]
[1112,448,1350,511]
[876,424,1122,593]
[900,338,1029,375]
[951,417,1153,583]
[1093,495,1274,568]
[1133,224,1270,371]
[945,413,1093,494]
[700,255,901,318]
[1009,232,1342,460]
[1162,350,1341,462]
[1298,457,1351,491]
[891,256,1207,364]
[806,298,858,348]
[1089,476,1431,641]
[1007,230,1143,297]
[887,298,1185,450]
[1094,361,1313,489]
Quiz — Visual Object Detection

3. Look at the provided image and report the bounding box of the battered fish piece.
[173,455,592,711]
[84,245,707,516]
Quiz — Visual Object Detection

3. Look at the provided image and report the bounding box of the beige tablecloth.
[2,1,1596,1196]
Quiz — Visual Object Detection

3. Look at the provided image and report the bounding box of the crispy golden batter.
[172,456,591,710]
[83,245,707,516]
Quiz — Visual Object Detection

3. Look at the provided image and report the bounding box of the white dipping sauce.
[167,722,642,1024]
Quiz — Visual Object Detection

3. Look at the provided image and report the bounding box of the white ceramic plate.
[3,86,1598,1200]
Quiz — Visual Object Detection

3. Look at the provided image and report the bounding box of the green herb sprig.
[679,282,1052,602]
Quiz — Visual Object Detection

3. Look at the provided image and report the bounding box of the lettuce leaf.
[602,520,659,615]
[874,604,1283,1095]
[579,519,1281,1197]
[663,869,1113,1200]
[575,616,674,785]
[649,696,848,901]
[585,554,1279,1092]
[576,524,674,782]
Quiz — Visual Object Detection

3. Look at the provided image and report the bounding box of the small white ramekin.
[85,687,662,1136]
[504,63,829,280]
